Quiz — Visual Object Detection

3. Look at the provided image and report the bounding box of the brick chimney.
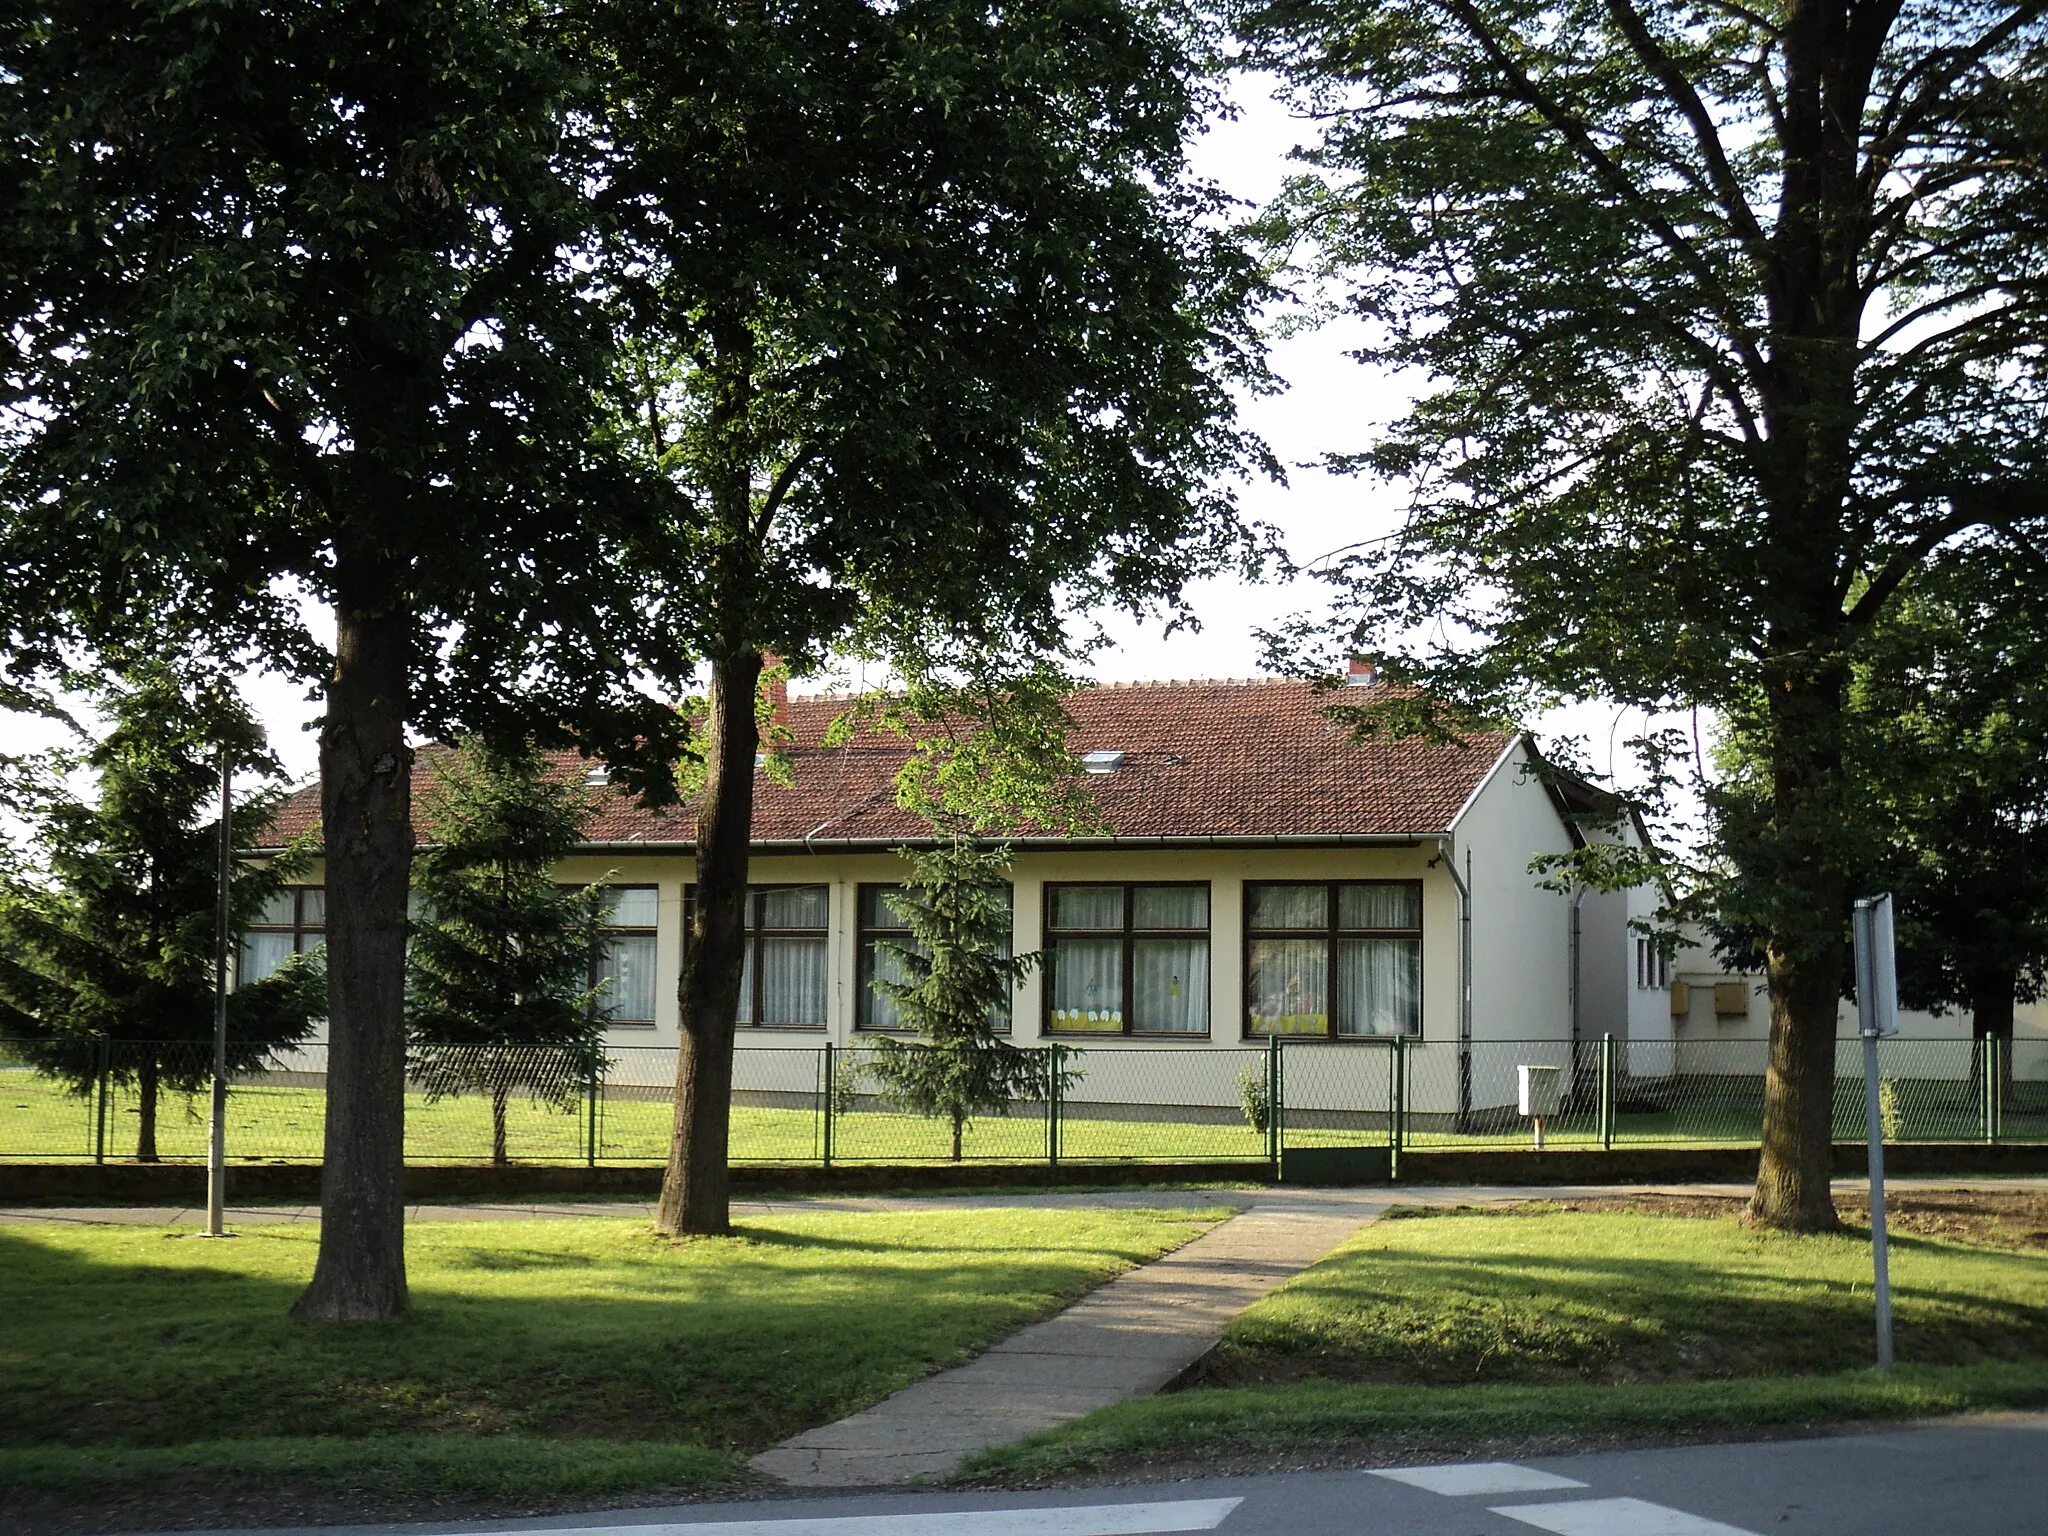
[761,650,790,721]
[1346,655,1381,688]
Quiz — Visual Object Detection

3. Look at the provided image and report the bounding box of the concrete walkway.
[750,1187,1390,1488]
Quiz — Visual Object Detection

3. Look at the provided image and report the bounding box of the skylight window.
[1081,750,1126,775]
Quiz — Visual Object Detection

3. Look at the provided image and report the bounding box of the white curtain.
[1051,885,1124,930]
[1133,885,1208,929]
[599,933,658,1023]
[1132,938,1208,1032]
[239,931,295,984]
[1051,937,1123,1029]
[862,940,911,1031]
[1336,937,1420,1035]
[1248,938,1327,1032]
[759,935,828,1024]
[605,887,659,928]
[1248,884,1326,930]
[1339,883,1418,931]
[761,885,828,929]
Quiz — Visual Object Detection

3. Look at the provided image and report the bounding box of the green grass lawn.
[960,1200,2048,1482]
[9,1067,2042,1165]
[0,1070,1301,1165]
[0,1204,1220,1501]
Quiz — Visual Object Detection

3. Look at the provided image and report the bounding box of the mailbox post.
[1518,1064,1562,1150]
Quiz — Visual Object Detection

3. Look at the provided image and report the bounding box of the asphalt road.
[146,1415,2048,1536]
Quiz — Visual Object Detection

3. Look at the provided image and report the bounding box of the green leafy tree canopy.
[406,743,611,1166]
[1244,0,2048,1230]
[0,670,321,1161]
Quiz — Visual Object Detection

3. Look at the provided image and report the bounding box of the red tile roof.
[264,679,1515,849]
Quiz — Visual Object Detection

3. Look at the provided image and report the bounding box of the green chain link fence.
[3,1034,2042,1166]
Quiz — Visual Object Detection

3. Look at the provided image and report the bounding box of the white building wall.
[269,753,1604,1118]
[1448,739,1579,1043]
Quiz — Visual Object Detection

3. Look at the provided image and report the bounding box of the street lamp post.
[204,742,233,1239]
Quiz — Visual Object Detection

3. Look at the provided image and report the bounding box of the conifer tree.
[0,672,321,1161]
[405,743,610,1166]
[863,839,1052,1162]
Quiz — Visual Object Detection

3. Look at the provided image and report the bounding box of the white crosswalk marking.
[1371,1462,1588,1496]
[501,1498,1244,1536]
[1489,1495,1764,1536]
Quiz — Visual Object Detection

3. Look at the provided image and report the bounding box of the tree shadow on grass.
[1228,1232,2048,1385]
[0,1214,1168,1456]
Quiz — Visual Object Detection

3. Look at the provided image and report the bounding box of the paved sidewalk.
[749,1187,1392,1488]
[3,1173,2041,1228]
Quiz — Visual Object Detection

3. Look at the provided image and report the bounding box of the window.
[1635,937,1669,991]
[1245,881,1420,1037]
[239,886,324,984]
[1045,883,1209,1035]
[595,887,659,1026]
[687,885,830,1029]
[857,883,1014,1033]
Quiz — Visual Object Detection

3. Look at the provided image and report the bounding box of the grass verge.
[0,1435,743,1502]
[957,1361,2048,1482]
[959,1196,2048,1483]
[0,1204,1220,1502]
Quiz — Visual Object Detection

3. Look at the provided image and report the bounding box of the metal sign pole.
[204,742,233,1239]
[1852,894,1899,1371]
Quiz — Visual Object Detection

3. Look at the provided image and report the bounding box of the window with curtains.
[685,885,831,1029]
[857,883,1015,1033]
[1045,883,1210,1036]
[593,886,659,1026]
[239,886,324,984]
[1244,881,1421,1038]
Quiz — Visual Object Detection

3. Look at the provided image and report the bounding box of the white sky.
[0,72,1671,804]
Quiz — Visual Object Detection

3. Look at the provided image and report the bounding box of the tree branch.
[1601,0,1772,262]
[1431,0,1771,383]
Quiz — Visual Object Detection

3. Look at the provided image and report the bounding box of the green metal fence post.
[1999,1034,2011,1143]
[1984,1035,2006,1146]
[1390,1035,1407,1180]
[93,1039,108,1165]
[1265,1034,1279,1170]
[822,1044,835,1170]
[1046,1046,1063,1168]
[1599,1033,1617,1151]
[585,1057,599,1168]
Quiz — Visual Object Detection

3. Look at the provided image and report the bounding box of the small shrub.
[1238,1064,1271,1136]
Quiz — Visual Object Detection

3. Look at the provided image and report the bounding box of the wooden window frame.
[1241,879,1423,1041]
[855,882,1015,1035]
[1042,881,1212,1039]
[684,883,831,1032]
[238,884,325,983]
[591,884,660,1029]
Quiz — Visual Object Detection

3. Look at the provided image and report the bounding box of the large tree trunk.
[1748,670,1851,1232]
[654,647,762,1237]
[1970,969,2016,1129]
[294,558,415,1322]
[135,1052,159,1163]
[1751,940,1844,1230]
[1969,971,2016,1040]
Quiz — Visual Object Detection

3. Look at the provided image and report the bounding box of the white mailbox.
[1518,1064,1562,1118]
